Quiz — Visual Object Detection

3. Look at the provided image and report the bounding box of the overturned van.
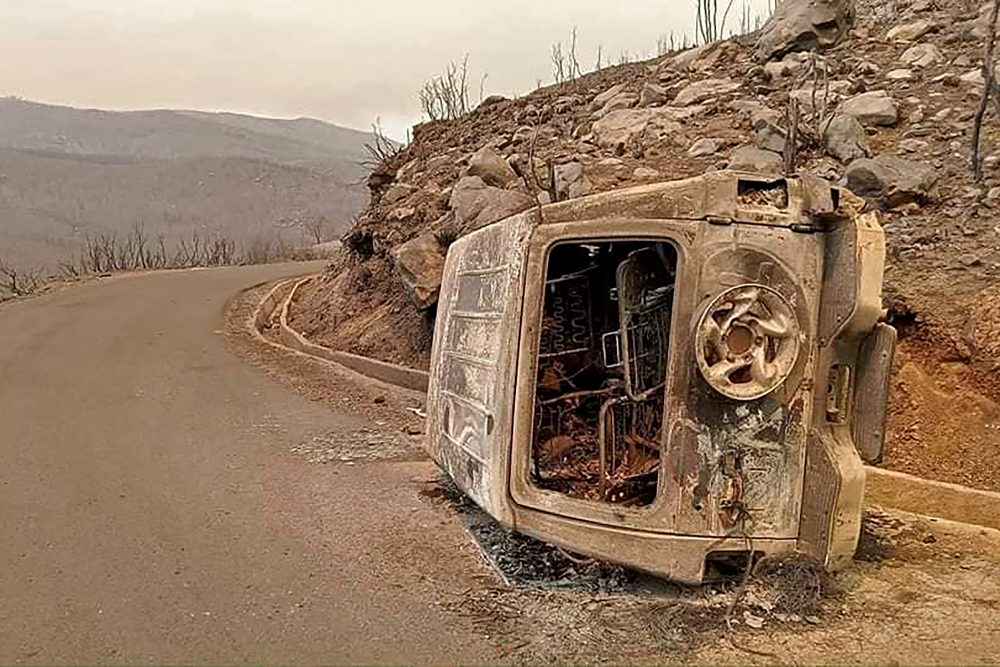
[425,171,896,584]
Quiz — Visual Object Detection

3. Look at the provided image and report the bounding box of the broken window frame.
[510,224,690,525]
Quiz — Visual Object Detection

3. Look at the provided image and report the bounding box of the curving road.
[0,263,491,664]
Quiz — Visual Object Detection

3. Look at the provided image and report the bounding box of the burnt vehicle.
[425,171,895,584]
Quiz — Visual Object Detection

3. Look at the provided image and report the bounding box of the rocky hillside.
[291,0,1000,491]
[0,98,375,270]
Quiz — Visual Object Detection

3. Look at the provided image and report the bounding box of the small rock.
[639,82,669,107]
[899,138,928,153]
[814,160,841,181]
[596,93,639,117]
[958,253,982,267]
[887,69,915,81]
[960,69,986,86]
[755,120,788,153]
[728,146,784,176]
[763,57,804,82]
[673,78,740,106]
[390,207,416,221]
[590,83,628,111]
[887,19,936,42]
[932,108,953,123]
[744,611,766,629]
[553,95,578,114]
[665,42,719,72]
[844,155,939,208]
[688,137,724,157]
[823,114,869,162]
[426,155,452,172]
[383,182,417,205]
[789,80,852,113]
[750,106,782,128]
[633,166,661,179]
[553,162,593,200]
[839,90,898,126]
[466,146,517,187]
[901,43,942,68]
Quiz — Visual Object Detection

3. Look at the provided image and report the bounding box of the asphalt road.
[0,264,491,664]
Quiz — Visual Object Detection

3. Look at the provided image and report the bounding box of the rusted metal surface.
[426,170,893,584]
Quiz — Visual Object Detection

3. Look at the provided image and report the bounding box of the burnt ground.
[233,281,1000,664]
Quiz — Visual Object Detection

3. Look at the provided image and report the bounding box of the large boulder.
[839,91,898,127]
[393,232,447,311]
[823,114,870,162]
[449,176,534,233]
[465,146,517,187]
[756,0,854,62]
[844,155,939,208]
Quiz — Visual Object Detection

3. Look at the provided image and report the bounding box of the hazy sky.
[1,0,773,139]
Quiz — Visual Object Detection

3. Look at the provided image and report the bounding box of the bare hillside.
[290,0,1000,493]
[0,98,375,270]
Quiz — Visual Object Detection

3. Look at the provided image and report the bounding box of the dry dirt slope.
[0,98,375,270]
[291,0,1000,492]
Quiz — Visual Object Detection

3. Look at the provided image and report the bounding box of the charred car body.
[426,171,895,584]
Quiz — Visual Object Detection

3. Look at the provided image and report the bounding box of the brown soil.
[290,0,1000,492]
[884,317,1000,492]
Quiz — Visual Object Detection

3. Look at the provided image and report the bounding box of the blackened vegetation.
[429,475,635,592]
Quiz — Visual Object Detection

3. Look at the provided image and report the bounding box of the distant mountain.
[0,98,377,270]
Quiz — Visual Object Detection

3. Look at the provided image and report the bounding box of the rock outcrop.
[756,0,855,61]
